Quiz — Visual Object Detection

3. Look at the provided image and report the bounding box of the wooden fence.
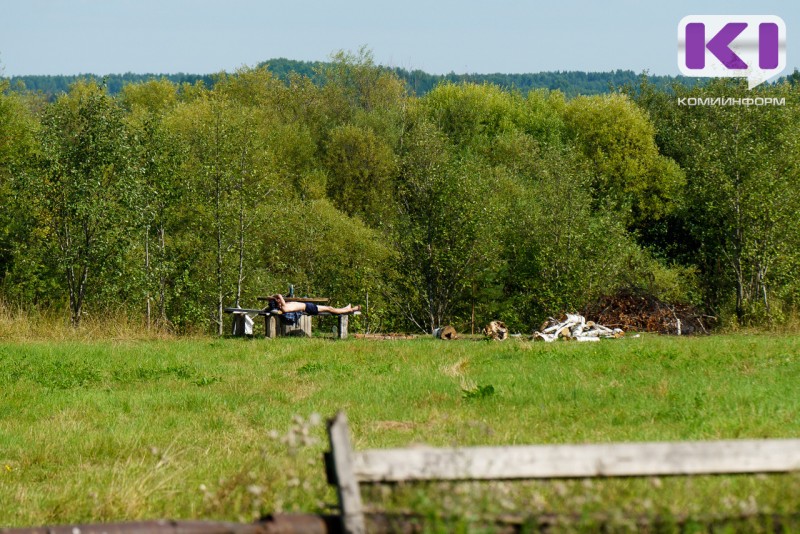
[324,412,800,534]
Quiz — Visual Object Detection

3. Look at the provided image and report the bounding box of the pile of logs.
[483,321,508,341]
[433,325,458,340]
[533,314,623,342]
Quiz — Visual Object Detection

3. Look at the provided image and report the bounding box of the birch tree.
[35,80,133,326]
[121,79,182,329]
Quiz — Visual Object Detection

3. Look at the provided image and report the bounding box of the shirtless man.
[265,294,361,316]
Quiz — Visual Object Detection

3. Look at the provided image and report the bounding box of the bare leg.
[318,304,361,315]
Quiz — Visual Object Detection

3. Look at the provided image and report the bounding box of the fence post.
[327,412,365,534]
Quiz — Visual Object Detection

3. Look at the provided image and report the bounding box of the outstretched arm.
[264,294,285,311]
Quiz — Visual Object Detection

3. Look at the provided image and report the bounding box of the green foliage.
[635,78,800,324]
[3,52,797,330]
[499,145,648,328]
[168,85,279,330]
[423,82,564,149]
[562,93,685,228]
[391,113,507,331]
[425,82,516,146]
[319,47,407,121]
[120,79,185,328]
[254,198,393,320]
[0,81,38,299]
[119,78,179,116]
[6,73,216,99]
[324,124,398,227]
[24,80,135,325]
[6,65,713,100]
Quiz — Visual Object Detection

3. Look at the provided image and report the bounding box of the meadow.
[0,333,799,530]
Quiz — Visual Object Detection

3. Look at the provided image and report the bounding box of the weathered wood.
[265,315,276,339]
[433,325,457,340]
[224,307,359,317]
[231,313,253,336]
[225,306,359,338]
[278,314,312,337]
[224,307,266,314]
[338,315,349,340]
[483,321,508,340]
[272,310,361,317]
[257,296,330,303]
[350,439,800,482]
[535,314,623,343]
[327,413,366,534]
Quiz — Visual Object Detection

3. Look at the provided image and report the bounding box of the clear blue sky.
[1,0,798,77]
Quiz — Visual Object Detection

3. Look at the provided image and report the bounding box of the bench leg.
[232,314,245,336]
[300,314,312,337]
[338,315,349,340]
[265,315,277,339]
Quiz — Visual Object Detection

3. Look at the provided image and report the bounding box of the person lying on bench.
[265,294,361,315]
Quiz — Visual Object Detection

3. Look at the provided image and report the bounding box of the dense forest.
[7,57,711,99]
[1,50,798,334]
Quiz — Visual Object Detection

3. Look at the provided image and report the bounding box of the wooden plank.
[223,307,266,314]
[351,439,800,482]
[327,413,366,534]
[257,296,330,303]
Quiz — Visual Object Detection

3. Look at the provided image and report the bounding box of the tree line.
[1,50,798,334]
[7,57,725,101]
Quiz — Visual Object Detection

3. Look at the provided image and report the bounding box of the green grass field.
[1,334,799,530]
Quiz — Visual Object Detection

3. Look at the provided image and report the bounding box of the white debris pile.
[533,313,624,342]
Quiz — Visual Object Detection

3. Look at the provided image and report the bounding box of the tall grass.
[0,300,182,342]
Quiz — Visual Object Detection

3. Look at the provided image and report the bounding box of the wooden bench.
[223,306,360,339]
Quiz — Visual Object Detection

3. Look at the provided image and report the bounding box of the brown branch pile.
[584,290,713,335]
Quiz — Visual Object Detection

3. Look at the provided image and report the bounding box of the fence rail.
[325,412,800,534]
[352,438,800,481]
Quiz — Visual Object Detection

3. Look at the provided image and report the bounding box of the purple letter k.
[686,22,748,70]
